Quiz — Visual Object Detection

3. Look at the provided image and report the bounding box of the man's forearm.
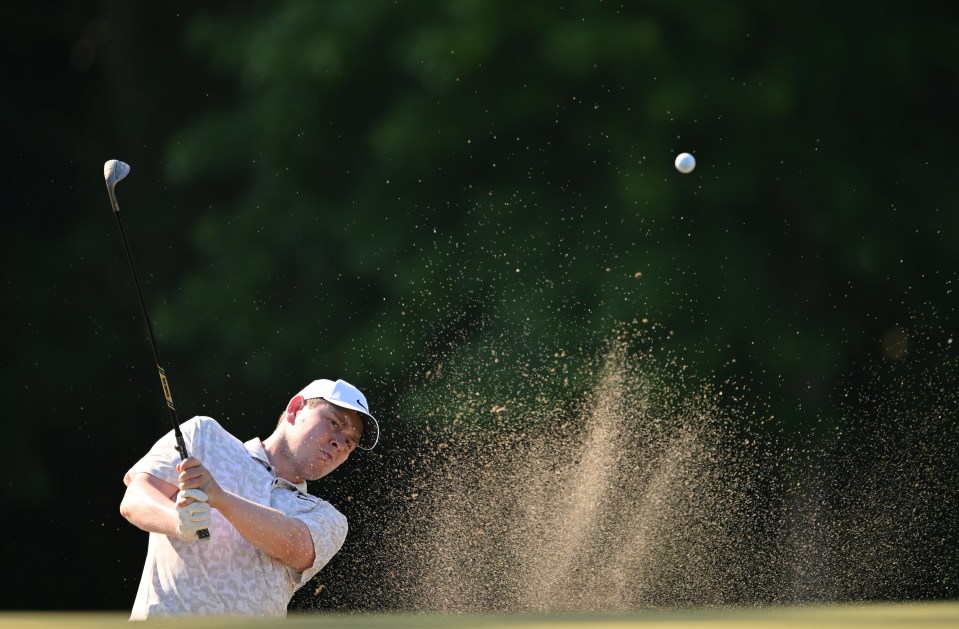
[120,473,179,537]
[213,491,315,572]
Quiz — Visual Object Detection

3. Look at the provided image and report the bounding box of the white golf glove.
[175,489,211,542]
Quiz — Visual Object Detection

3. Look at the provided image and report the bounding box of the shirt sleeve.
[290,503,349,586]
[124,417,205,486]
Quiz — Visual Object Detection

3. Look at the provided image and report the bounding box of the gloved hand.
[175,488,211,542]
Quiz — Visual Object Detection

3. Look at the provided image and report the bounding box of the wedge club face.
[104,160,130,211]
[104,159,130,190]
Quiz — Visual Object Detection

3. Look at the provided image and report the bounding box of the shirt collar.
[243,438,308,493]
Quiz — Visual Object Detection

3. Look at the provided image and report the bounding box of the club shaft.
[108,186,210,541]
[110,206,190,462]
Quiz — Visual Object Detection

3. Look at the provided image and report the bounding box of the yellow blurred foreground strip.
[2,602,958,629]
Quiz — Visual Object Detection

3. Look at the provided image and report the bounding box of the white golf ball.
[674,152,696,174]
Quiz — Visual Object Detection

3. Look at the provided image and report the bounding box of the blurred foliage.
[2,0,957,610]
[153,0,957,437]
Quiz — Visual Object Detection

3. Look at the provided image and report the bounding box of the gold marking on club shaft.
[158,367,175,410]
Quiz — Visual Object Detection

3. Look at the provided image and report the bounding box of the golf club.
[104,159,209,541]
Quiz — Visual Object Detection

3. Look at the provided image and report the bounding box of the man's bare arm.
[177,457,316,573]
[120,473,179,537]
[212,492,316,573]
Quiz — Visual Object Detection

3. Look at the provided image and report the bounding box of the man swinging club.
[120,378,380,618]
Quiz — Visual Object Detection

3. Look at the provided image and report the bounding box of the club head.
[103,160,130,189]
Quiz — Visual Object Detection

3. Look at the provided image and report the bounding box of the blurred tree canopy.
[157,0,956,431]
[2,0,957,610]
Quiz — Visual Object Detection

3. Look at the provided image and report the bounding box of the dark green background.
[2,0,956,611]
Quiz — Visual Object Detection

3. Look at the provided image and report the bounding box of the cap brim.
[358,414,379,450]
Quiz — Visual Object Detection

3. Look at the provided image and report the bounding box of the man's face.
[287,400,364,481]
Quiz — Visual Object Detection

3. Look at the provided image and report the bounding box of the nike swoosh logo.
[356,399,368,411]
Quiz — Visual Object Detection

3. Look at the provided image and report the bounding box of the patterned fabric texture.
[126,417,348,618]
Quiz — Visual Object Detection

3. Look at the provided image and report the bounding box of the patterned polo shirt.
[126,416,348,618]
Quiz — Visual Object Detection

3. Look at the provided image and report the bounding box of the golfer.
[120,378,379,619]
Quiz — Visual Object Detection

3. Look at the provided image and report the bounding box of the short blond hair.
[277,397,327,426]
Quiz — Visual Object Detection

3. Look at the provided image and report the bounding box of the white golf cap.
[295,378,379,450]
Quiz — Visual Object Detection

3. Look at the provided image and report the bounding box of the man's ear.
[284,395,307,423]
